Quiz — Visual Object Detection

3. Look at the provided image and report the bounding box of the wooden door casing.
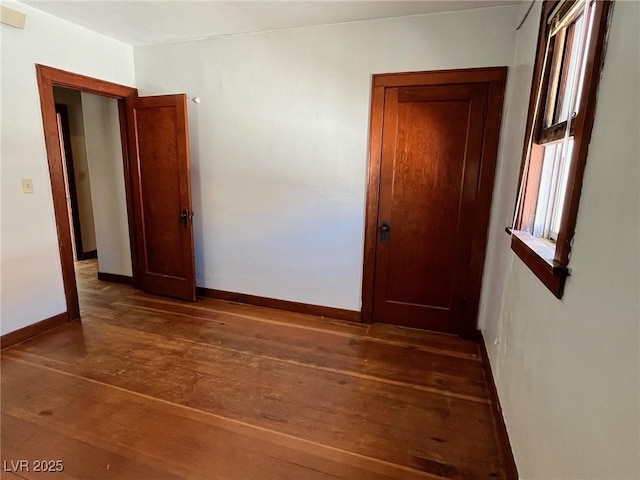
[363,68,507,336]
[127,94,196,301]
[36,65,139,321]
[38,65,197,319]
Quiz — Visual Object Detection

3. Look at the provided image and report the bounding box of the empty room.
[1,1,638,479]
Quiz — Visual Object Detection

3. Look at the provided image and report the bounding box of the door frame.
[55,103,84,260]
[361,67,508,335]
[36,64,139,321]
[55,103,97,261]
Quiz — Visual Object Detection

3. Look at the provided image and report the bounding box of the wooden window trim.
[510,230,569,298]
[539,118,577,144]
[510,0,614,298]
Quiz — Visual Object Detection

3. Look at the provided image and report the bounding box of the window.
[510,0,613,298]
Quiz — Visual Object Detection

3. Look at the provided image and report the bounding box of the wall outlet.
[21,178,34,193]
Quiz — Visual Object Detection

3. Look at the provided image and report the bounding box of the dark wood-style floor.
[2,260,506,479]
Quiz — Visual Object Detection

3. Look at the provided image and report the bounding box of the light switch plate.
[22,178,34,193]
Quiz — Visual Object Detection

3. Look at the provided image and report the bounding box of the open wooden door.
[127,94,196,301]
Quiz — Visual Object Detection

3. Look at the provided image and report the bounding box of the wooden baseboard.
[1,312,69,349]
[478,332,518,480]
[97,272,133,285]
[197,287,362,323]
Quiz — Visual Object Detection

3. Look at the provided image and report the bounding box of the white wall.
[0,1,135,335]
[81,92,132,277]
[52,87,97,254]
[134,5,519,310]
[479,2,640,479]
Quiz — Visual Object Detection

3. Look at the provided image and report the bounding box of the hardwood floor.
[2,260,508,479]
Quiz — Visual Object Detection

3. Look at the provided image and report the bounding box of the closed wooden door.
[127,94,196,301]
[364,69,506,335]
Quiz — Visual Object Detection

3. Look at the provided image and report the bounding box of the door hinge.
[483,104,488,120]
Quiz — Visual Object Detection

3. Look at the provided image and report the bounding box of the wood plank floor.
[1,260,506,479]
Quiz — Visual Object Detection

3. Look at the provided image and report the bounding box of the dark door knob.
[380,220,390,242]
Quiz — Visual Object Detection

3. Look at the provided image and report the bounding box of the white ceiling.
[21,1,519,46]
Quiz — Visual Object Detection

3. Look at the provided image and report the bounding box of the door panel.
[127,94,195,301]
[372,83,489,333]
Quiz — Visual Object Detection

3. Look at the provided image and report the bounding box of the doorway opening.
[38,65,196,322]
[55,101,97,262]
[54,87,134,290]
[37,65,139,321]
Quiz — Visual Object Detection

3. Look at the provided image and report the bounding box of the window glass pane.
[554,13,586,124]
[543,34,565,128]
[531,138,575,241]
[549,138,575,240]
[533,143,562,237]
[573,5,596,114]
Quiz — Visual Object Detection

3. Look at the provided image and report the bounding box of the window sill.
[506,228,569,298]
